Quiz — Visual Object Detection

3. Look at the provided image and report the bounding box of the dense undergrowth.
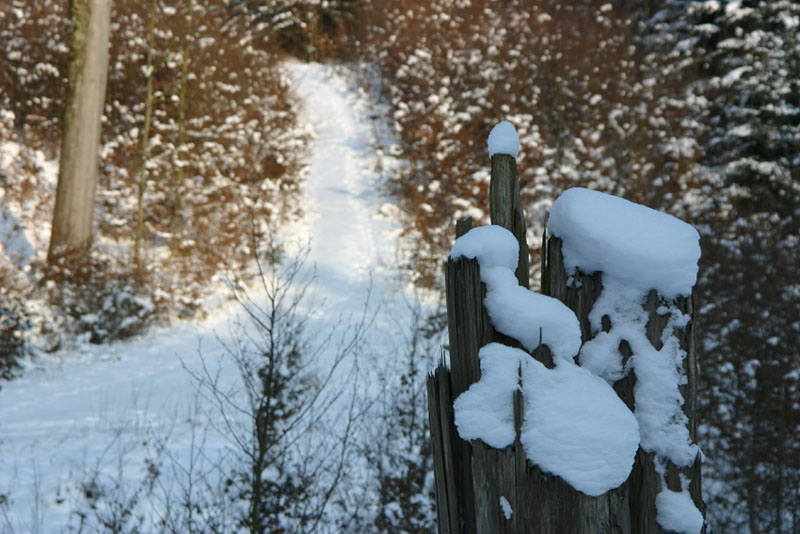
[361,0,707,287]
[0,0,310,358]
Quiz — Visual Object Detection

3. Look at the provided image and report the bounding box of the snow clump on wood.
[451,224,639,496]
[520,352,640,496]
[487,120,520,158]
[655,487,705,534]
[547,187,700,298]
[453,343,524,449]
[499,496,513,520]
[449,224,519,272]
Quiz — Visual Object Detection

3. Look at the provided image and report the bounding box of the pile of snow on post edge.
[656,488,705,534]
[487,120,520,158]
[547,187,703,533]
[452,123,705,532]
[450,225,639,497]
[547,187,700,298]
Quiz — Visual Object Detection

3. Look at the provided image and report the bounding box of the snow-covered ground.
[0,62,424,532]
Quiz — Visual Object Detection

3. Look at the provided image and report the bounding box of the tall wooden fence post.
[429,218,490,534]
[542,237,705,533]
[490,154,528,289]
[427,129,704,534]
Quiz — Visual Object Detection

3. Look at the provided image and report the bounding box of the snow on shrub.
[0,288,30,381]
[45,251,156,344]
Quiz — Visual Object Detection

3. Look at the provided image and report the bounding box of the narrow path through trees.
[0,62,422,533]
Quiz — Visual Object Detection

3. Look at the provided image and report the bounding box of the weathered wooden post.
[543,184,706,533]
[427,121,705,534]
[428,216,488,534]
[543,235,705,533]
[490,151,528,289]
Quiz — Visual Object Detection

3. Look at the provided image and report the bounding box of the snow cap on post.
[547,187,701,298]
[488,120,520,158]
[449,225,519,273]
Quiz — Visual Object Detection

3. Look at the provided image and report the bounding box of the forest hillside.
[1,1,798,533]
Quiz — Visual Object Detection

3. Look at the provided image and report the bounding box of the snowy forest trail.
[0,62,419,532]
[290,62,390,288]
[286,62,408,325]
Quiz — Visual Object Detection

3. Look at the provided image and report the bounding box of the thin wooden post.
[428,364,460,534]
[428,218,493,534]
[490,154,529,288]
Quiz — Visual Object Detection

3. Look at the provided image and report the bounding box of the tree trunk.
[48,0,113,263]
[134,0,157,267]
[170,0,193,254]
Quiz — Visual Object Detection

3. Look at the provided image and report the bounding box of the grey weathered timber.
[447,216,486,394]
[427,216,493,534]
[455,217,473,239]
[470,370,630,534]
[428,365,460,534]
[471,441,515,534]
[445,257,493,399]
[541,236,604,341]
[48,0,113,262]
[441,253,492,534]
[429,136,704,533]
[542,232,706,534]
[431,220,633,533]
[490,154,529,288]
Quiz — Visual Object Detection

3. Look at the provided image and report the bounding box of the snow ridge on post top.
[449,225,580,361]
[448,225,519,272]
[487,120,520,158]
[546,187,701,298]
